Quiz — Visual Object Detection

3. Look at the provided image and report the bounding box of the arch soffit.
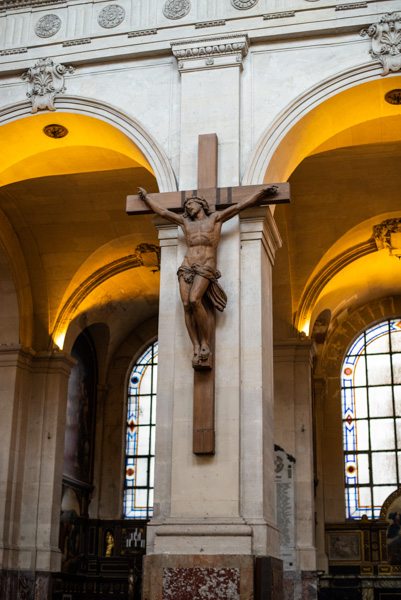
[0,97,177,193]
[242,63,400,185]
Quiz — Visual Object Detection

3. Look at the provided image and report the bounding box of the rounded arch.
[0,96,177,193]
[243,63,401,185]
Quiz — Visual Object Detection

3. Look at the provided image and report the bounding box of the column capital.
[274,338,316,365]
[171,33,249,73]
[240,206,282,265]
[153,217,179,247]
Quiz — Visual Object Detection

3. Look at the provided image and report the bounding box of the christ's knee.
[189,296,203,311]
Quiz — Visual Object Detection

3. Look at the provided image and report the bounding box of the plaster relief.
[21,58,74,113]
[34,14,61,38]
[163,0,191,20]
[98,4,125,28]
[361,12,401,75]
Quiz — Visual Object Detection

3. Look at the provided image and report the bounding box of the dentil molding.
[171,34,249,73]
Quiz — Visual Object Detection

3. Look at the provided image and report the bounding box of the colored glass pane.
[341,319,401,519]
[124,341,158,519]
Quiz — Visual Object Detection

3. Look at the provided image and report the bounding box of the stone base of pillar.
[0,569,52,600]
[283,570,318,600]
[143,554,286,600]
[142,554,254,600]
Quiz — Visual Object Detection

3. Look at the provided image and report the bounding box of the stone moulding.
[21,57,74,113]
[360,12,401,75]
[263,11,295,20]
[128,28,157,37]
[336,2,367,10]
[171,34,249,72]
[195,20,226,29]
[0,47,27,55]
[63,38,91,46]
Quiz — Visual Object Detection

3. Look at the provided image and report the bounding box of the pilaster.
[172,34,249,190]
[274,339,317,572]
[0,345,75,580]
[240,207,282,558]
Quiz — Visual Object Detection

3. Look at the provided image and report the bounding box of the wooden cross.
[127,135,290,455]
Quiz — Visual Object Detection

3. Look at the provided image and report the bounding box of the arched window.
[342,319,401,519]
[124,341,158,519]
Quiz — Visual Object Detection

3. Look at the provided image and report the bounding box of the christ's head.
[183,196,211,219]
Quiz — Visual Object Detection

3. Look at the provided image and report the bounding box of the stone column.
[239,207,282,557]
[144,207,283,600]
[0,345,75,600]
[274,339,317,600]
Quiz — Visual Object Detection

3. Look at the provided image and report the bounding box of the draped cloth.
[177,263,227,312]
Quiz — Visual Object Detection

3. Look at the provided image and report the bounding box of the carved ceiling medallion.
[98,4,125,28]
[35,14,61,38]
[163,0,191,20]
[385,89,401,104]
[43,124,68,138]
[360,12,401,75]
[231,0,258,9]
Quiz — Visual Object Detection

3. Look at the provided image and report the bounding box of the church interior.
[1,1,401,599]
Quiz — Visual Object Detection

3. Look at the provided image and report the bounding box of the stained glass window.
[342,319,401,519]
[124,341,157,519]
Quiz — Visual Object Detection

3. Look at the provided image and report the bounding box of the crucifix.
[127,134,290,455]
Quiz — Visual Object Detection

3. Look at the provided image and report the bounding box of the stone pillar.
[171,33,249,190]
[274,340,317,600]
[0,345,75,600]
[239,207,282,557]
[144,207,282,600]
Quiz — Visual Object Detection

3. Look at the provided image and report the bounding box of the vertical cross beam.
[193,134,218,455]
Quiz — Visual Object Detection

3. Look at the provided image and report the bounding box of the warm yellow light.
[0,113,154,187]
[54,332,66,350]
[265,76,401,182]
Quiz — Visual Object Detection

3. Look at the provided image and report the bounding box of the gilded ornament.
[98,4,125,28]
[35,14,61,38]
[163,0,191,20]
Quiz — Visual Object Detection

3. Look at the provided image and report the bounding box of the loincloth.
[177,264,227,312]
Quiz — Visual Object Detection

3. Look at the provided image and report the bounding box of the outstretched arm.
[138,188,184,225]
[216,185,278,223]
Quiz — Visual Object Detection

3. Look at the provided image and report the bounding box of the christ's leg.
[179,277,201,364]
[188,275,211,361]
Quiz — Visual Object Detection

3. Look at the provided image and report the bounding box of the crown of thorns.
[183,196,211,216]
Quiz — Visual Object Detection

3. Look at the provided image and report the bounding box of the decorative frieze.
[263,11,295,20]
[171,34,249,73]
[0,47,27,55]
[128,28,157,37]
[163,0,191,20]
[0,0,65,8]
[360,12,401,76]
[195,20,226,29]
[21,57,74,114]
[34,14,61,37]
[336,2,367,10]
[98,4,125,28]
[63,38,91,46]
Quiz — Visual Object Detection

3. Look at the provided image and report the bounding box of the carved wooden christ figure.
[137,185,278,369]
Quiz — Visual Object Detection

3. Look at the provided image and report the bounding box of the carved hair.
[183,196,211,218]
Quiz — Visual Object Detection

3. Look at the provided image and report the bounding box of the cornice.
[171,33,249,73]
